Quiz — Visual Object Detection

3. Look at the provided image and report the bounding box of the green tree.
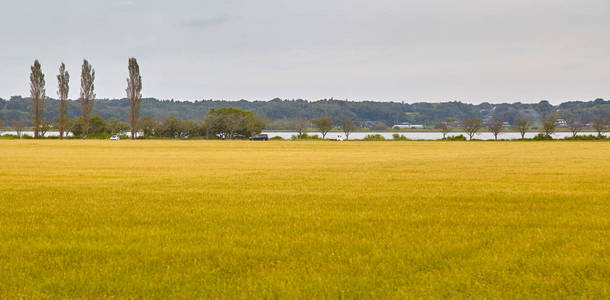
[436,119,454,139]
[312,116,333,139]
[205,107,266,139]
[567,116,584,137]
[591,115,608,137]
[57,63,70,139]
[513,113,532,139]
[89,115,107,134]
[138,116,160,138]
[30,60,46,139]
[40,120,52,137]
[80,59,95,138]
[462,118,483,140]
[107,118,130,135]
[541,113,558,138]
[12,120,26,138]
[67,118,82,137]
[487,116,504,140]
[126,58,143,139]
[338,117,357,140]
[180,120,197,138]
[293,118,308,139]
[159,116,181,138]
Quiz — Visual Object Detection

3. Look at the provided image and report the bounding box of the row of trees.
[437,113,609,140]
[3,111,608,140]
[291,116,367,140]
[26,58,142,139]
[2,96,608,129]
[138,107,266,139]
[2,106,267,140]
[3,116,129,138]
[286,114,609,141]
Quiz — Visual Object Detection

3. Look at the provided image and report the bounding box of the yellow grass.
[0,140,608,298]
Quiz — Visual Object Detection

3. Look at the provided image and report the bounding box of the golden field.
[0,140,608,298]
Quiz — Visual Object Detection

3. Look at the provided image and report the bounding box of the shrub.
[392,134,409,141]
[270,136,284,140]
[564,135,606,140]
[532,133,553,140]
[442,135,467,141]
[291,133,320,140]
[86,133,113,139]
[363,134,386,141]
[0,134,20,139]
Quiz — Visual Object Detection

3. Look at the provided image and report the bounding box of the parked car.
[249,134,269,141]
[110,135,120,140]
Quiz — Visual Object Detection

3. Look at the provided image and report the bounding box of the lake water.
[262,131,608,140]
[1,131,74,137]
[1,130,606,140]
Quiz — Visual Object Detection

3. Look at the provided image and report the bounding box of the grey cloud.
[0,0,609,103]
[181,16,229,29]
[111,1,137,11]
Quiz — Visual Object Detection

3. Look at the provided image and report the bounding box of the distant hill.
[0,96,608,128]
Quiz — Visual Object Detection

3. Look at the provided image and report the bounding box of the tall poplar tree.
[80,59,95,138]
[57,63,70,139]
[126,58,142,139]
[30,60,46,139]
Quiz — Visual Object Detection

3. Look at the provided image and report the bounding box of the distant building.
[393,123,424,129]
[556,119,568,127]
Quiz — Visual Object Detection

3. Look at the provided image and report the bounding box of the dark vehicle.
[249,134,269,141]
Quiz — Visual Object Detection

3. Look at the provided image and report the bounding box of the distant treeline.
[1,96,609,128]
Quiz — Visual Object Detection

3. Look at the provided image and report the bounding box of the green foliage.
[67,118,83,136]
[462,118,483,140]
[89,115,107,134]
[362,134,386,141]
[1,97,608,128]
[290,133,320,140]
[138,116,160,138]
[29,59,46,139]
[86,133,113,139]
[563,135,607,140]
[443,135,468,141]
[392,134,410,141]
[106,118,130,135]
[204,107,266,139]
[312,117,333,139]
[533,133,553,140]
[67,115,107,137]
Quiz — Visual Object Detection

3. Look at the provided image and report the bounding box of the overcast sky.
[1,0,609,104]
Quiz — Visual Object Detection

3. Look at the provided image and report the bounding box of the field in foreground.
[0,140,608,298]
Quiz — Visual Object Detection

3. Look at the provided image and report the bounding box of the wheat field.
[0,140,608,298]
